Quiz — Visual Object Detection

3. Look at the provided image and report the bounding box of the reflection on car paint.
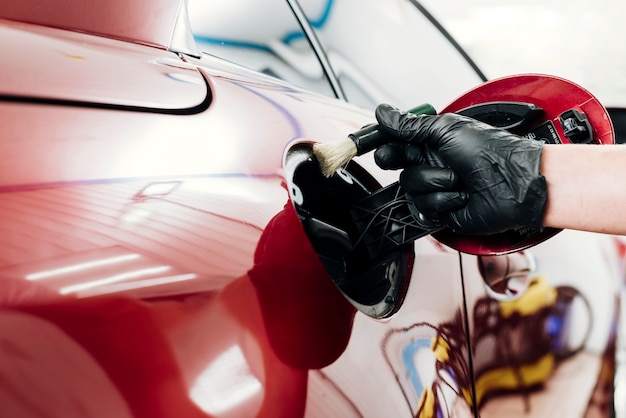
[381,273,599,417]
[0,201,356,416]
[478,252,534,301]
[192,0,334,48]
[383,312,471,417]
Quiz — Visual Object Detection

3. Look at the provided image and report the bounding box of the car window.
[298,0,486,110]
[188,0,485,112]
[188,0,336,98]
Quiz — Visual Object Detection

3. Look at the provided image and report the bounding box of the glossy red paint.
[442,74,614,145]
[0,5,367,414]
[0,0,181,48]
[2,205,354,418]
[249,204,357,370]
[3,206,354,417]
[0,2,622,417]
[0,21,206,109]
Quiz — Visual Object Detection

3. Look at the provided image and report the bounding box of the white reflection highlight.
[26,254,140,281]
[191,345,262,415]
[120,206,152,224]
[75,273,198,297]
[59,265,171,295]
[135,181,181,199]
[183,178,274,204]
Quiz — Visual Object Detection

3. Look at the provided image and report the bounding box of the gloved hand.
[373,103,547,235]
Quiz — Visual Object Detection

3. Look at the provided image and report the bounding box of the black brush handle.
[349,103,437,156]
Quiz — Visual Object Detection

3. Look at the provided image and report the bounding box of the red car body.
[0,1,623,417]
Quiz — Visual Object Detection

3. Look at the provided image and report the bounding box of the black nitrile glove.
[373,104,547,235]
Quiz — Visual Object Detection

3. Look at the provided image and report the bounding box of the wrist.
[520,142,547,229]
[540,144,626,234]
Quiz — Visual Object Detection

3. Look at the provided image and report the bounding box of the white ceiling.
[421,0,626,107]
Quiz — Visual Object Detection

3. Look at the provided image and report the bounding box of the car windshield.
[188,0,485,110]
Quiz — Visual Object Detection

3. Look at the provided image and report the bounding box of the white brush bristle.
[313,138,358,177]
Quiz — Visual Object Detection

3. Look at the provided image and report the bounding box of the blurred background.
[421,0,626,107]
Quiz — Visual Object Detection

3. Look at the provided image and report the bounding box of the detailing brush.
[313,103,437,177]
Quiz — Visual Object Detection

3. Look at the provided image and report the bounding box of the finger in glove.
[375,103,425,142]
[410,191,469,217]
[400,166,461,193]
[374,143,428,169]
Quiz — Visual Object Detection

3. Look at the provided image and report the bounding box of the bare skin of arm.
[541,144,626,235]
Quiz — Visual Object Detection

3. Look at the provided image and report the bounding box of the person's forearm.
[541,144,626,235]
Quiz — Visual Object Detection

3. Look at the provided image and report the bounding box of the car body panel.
[0,21,207,110]
[0,0,181,49]
[0,12,474,415]
[0,1,622,417]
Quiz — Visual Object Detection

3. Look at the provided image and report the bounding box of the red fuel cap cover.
[434,73,614,255]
